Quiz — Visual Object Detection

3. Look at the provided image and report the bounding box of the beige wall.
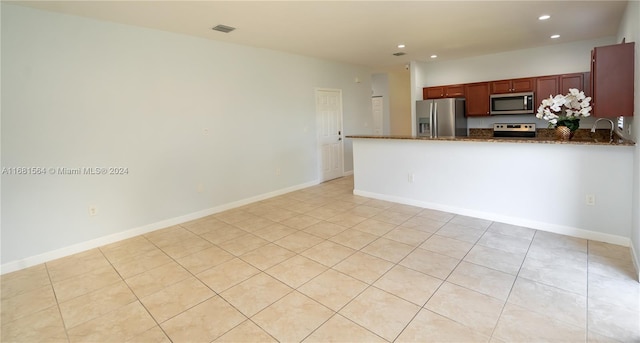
[388,70,412,135]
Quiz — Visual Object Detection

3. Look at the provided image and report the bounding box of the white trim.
[354,189,632,247]
[343,170,354,176]
[1,179,319,275]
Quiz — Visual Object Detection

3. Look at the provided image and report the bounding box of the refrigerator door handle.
[433,102,439,138]
[429,103,434,138]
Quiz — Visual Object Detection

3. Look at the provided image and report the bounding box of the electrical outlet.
[585,194,595,206]
[88,206,98,216]
[203,128,209,135]
[197,184,204,193]
[275,168,281,176]
[408,173,415,183]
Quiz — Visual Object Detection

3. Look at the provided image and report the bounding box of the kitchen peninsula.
[347,134,635,247]
[348,133,635,146]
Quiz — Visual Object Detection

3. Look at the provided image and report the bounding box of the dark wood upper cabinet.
[559,73,585,96]
[464,82,490,116]
[535,75,559,103]
[491,77,535,94]
[535,73,587,104]
[422,70,594,118]
[423,87,443,99]
[423,84,464,99]
[591,42,635,118]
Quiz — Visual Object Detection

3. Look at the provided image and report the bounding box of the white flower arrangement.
[536,88,592,128]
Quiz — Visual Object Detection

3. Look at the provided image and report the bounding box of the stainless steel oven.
[493,123,536,138]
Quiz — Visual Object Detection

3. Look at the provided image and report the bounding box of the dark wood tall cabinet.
[591,42,635,118]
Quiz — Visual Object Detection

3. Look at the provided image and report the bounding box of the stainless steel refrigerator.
[416,98,467,137]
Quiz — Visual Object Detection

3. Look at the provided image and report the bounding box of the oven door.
[490,92,534,115]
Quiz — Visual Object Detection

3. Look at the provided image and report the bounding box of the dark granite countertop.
[347,129,635,146]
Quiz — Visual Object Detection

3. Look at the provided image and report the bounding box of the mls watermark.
[1,167,129,175]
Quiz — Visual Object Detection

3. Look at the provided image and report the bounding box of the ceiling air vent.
[212,24,236,33]
[393,52,406,56]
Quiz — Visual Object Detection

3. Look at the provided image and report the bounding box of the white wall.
[0,4,373,271]
[411,37,616,131]
[416,37,615,86]
[353,138,634,246]
[616,0,640,279]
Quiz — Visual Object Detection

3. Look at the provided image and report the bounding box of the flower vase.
[556,126,573,140]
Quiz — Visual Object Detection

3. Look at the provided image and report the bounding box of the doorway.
[315,88,344,182]
[372,96,383,135]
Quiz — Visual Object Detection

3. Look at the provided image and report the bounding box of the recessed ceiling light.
[397,44,405,49]
[550,34,560,39]
[538,15,551,20]
[430,55,438,59]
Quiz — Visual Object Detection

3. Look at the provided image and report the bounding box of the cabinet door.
[592,42,635,118]
[423,86,444,99]
[444,84,465,97]
[536,75,559,103]
[559,73,584,95]
[465,82,490,116]
[512,78,535,92]
[583,72,591,98]
[490,80,512,94]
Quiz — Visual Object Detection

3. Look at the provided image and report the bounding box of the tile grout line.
[43,262,72,343]
[98,240,175,342]
[485,227,538,342]
[10,177,632,342]
[396,218,496,342]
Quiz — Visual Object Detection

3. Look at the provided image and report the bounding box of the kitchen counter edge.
[345,135,635,146]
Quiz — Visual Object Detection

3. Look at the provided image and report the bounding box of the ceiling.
[9,1,629,72]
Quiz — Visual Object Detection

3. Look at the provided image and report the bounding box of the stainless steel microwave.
[490,92,535,115]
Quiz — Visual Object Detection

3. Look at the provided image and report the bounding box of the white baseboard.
[343,170,354,176]
[354,189,631,248]
[1,179,320,275]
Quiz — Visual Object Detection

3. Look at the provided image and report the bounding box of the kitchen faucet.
[591,118,615,143]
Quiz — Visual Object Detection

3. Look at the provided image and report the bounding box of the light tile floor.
[2,176,639,342]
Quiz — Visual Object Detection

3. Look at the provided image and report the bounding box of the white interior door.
[316,89,344,182]
[372,96,383,135]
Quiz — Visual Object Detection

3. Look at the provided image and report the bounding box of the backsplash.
[469,128,616,141]
[467,115,600,130]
